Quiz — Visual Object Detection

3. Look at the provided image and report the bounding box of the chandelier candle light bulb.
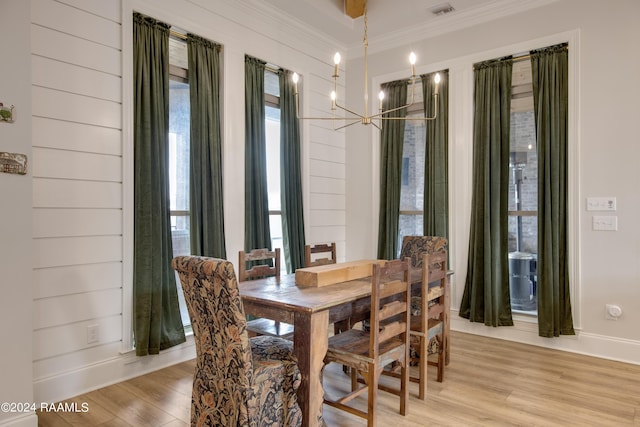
[292,72,299,94]
[409,52,417,77]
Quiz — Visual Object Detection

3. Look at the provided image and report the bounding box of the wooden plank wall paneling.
[31,25,121,75]
[33,315,122,361]
[32,117,121,155]
[310,193,346,211]
[32,86,121,128]
[32,55,122,103]
[33,288,122,330]
[33,208,122,238]
[33,262,122,299]
[33,236,123,269]
[31,0,123,376]
[309,176,346,195]
[306,70,347,259]
[33,180,122,208]
[32,148,122,181]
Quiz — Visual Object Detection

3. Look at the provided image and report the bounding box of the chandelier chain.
[363,1,368,47]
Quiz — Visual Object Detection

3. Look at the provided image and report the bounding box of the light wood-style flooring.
[37,331,640,426]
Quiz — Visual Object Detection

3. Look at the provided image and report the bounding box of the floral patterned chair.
[172,256,302,427]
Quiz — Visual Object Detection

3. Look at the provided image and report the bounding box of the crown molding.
[347,0,561,57]
[187,0,347,61]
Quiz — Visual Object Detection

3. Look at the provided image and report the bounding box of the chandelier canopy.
[292,0,440,130]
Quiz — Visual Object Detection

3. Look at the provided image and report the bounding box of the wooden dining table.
[238,265,451,427]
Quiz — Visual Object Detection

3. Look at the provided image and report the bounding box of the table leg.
[444,275,451,365]
[294,310,329,427]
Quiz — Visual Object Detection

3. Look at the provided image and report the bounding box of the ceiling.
[246,0,554,53]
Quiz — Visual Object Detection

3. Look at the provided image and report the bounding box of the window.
[508,58,538,314]
[264,68,286,272]
[168,34,191,327]
[398,84,425,255]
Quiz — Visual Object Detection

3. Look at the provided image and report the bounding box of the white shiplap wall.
[305,72,347,260]
[31,0,124,382]
[30,0,348,404]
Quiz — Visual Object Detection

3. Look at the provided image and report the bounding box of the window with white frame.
[398,83,425,256]
[508,57,538,315]
[168,34,191,327]
[264,67,286,273]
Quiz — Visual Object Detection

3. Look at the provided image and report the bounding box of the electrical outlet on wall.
[605,304,622,320]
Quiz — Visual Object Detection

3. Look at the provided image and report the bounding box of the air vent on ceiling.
[430,3,455,16]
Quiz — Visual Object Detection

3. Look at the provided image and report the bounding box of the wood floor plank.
[36,331,640,426]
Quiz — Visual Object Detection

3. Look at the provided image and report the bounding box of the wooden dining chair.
[412,251,446,399]
[384,244,448,400]
[322,259,411,427]
[238,248,294,340]
[392,235,448,400]
[304,242,337,267]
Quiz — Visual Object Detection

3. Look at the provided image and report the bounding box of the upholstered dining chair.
[397,235,448,399]
[322,259,411,427]
[238,248,294,340]
[172,256,302,427]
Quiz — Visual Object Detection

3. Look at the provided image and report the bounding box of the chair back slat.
[239,248,280,282]
[378,320,406,344]
[370,259,410,360]
[304,242,337,267]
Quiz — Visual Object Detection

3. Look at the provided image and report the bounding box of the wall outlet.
[593,216,617,231]
[586,197,616,211]
[87,324,100,344]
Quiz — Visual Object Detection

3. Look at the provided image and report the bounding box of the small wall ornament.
[0,103,15,123]
[0,152,27,175]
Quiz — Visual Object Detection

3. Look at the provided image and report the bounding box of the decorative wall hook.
[0,103,15,123]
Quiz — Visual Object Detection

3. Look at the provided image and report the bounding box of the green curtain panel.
[279,69,306,272]
[421,70,449,239]
[459,58,514,327]
[377,79,408,260]
[531,43,575,337]
[133,13,186,356]
[187,34,226,259]
[244,56,272,252]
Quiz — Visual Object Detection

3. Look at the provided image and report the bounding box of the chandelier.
[292,1,440,130]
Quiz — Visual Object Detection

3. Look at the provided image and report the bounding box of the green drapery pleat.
[133,13,186,356]
[187,34,226,259]
[377,80,408,260]
[459,58,514,327]
[279,69,306,272]
[244,56,272,252]
[421,70,449,239]
[531,43,575,337]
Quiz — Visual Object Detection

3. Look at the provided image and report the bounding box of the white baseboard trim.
[0,413,38,427]
[33,336,196,405]
[450,309,640,365]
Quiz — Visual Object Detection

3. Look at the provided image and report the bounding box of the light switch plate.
[593,216,617,231]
